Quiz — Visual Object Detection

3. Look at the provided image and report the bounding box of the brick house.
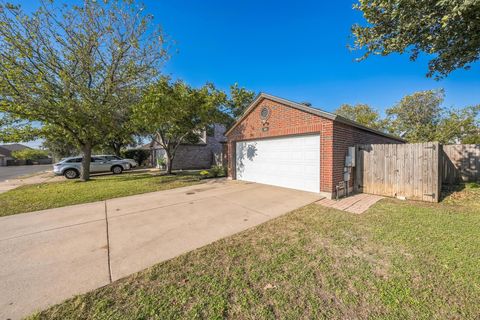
[225,93,404,199]
[149,124,227,170]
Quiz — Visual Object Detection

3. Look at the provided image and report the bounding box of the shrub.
[121,149,151,166]
[199,170,210,178]
[209,165,227,178]
[466,182,479,189]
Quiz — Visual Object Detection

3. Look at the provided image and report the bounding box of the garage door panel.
[235,135,320,193]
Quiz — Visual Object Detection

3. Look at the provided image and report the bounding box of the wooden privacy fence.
[355,142,480,202]
[355,142,441,202]
[441,144,480,184]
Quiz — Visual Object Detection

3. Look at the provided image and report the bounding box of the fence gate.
[355,142,441,202]
[442,144,480,184]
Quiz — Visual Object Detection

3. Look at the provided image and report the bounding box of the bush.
[199,166,226,179]
[466,182,479,189]
[11,148,49,160]
[210,165,227,178]
[199,170,210,178]
[121,149,151,166]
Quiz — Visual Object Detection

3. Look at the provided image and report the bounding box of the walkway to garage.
[0,180,320,320]
[315,193,384,214]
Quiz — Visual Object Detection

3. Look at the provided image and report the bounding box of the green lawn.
[29,185,480,319]
[0,171,204,217]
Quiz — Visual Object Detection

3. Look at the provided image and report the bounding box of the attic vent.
[301,102,312,107]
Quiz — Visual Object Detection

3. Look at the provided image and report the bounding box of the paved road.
[0,164,52,182]
[0,180,320,319]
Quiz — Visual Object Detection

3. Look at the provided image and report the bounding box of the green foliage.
[199,166,227,179]
[225,83,256,124]
[351,0,480,78]
[156,156,166,168]
[41,127,80,160]
[210,165,227,177]
[386,89,444,142]
[121,149,151,166]
[437,105,480,144]
[134,77,226,173]
[11,148,49,160]
[386,89,480,143]
[335,103,388,131]
[0,0,167,180]
[199,170,210,178]
[466,182,479,189]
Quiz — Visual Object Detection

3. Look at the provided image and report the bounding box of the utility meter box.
[345,147,356,167]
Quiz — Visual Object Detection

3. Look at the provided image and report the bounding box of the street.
[0,165,52,182]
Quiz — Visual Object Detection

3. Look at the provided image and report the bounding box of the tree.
[41,128,80,160]
[334,103,387,130]
[100,115,140,156]
[12,148,49,160]
[134,78,226,174]
[224,83,256,126]
[386,89,444,142]
[437,105,480,144]
[0,0,167,181]
[351,0,480,78]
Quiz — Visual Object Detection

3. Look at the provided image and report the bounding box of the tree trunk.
[80,143,92,181]
[165,149,174,174]
[165,149,175,174]
[113,143,122,157]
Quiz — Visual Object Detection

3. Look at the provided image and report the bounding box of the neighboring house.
[225,93,405,199]
[0,153,5,167]
[149,124,227,170]
[0,143,32,165]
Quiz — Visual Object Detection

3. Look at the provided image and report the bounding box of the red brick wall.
[332,122,403,192]
[226,97,402,195]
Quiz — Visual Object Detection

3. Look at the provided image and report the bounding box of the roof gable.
[225,93,404,142]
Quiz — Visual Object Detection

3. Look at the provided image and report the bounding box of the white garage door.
[235,134,320,193]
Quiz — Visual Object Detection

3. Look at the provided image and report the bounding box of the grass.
[29,186,480,319]
[0,171,204,217]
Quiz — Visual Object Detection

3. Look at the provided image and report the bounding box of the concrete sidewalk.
[0,179,320,319]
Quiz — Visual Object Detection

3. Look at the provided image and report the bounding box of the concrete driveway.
[0,179,320,319]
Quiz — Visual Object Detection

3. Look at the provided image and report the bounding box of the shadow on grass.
[440,183,466,201]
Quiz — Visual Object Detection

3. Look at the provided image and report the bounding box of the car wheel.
[64,169,79,179]
[112,165,123,174]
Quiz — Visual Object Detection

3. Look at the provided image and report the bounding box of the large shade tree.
[134,78,226,174]
[335,103,388,131]
[0,0,168,180]
[386,89,445,142]
[437,105,480,144]
[352,0,480,78]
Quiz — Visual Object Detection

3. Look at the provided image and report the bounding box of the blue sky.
[145,0,480,115]
[14,1,480,147]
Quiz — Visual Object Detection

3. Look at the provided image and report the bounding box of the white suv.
[53,156,131,179]
[96,155,138,168]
